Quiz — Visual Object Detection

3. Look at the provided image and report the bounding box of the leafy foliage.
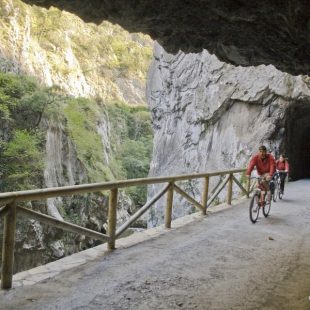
[63,98,153,204]
[1,130,43,191]
[0,71,153,208]
[63,97,114,182]
[0,72,60,191]
[0,72,61,128]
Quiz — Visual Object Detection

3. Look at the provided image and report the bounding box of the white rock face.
[146,43,310,227]
[43,119,87,221]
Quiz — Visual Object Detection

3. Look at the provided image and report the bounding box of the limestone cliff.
[0,0,153,104]
[0,0,153,273]
[146,43,310,227]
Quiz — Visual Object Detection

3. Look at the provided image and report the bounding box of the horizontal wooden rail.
[17,206,109,242]
[0,168,245,205]
[0,167,247,290]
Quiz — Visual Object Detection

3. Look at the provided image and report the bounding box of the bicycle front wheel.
[249,193,260,223]
[263,199,271,217]
[273,182,279,202]
[279,185,283,200]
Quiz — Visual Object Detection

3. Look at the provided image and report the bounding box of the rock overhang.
[21,0,310,76]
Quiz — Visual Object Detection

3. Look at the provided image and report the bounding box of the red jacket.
[246,153,275,176]
[276,160,289,172]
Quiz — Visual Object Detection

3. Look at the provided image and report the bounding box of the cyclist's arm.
[269,155,276,177]
[246,156,256,176]
[285,161,289,173]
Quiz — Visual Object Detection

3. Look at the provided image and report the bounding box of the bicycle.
[276,170,287,200]
[249,177,272,223]
[271,172,280,202]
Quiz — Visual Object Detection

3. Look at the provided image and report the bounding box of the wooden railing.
[0,168,249,289]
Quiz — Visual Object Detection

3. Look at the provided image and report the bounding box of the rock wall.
[146,43,310,227]
[0,0,152,273]
[43,119,87,221]
[8,116,134,273]
[21,0,310,75]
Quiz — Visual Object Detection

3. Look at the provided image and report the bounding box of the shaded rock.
[22,0,310,75]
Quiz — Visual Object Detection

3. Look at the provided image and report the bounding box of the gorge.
[0,0,153,272]
[0,0,309,273]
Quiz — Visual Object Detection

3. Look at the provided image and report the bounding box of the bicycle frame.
[252,177,269,204]
[249,176,272,223]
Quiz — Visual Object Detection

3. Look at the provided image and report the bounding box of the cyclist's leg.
[280,172,286,192]
[257,179,266,205]
[262,174,271,203]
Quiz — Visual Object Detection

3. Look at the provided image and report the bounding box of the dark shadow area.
[21,0,310,75]
[264,216,288,225]
[286,101,310,180]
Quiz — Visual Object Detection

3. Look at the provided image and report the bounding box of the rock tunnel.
[22,0,310,76]
[21,0,310,178]
[286,101,310,180]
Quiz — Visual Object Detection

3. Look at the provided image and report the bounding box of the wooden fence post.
[227,174,233,205]
[1,203,17,289]
[202,176,209,215]
[107,188,118,250]
[165,182,174,228]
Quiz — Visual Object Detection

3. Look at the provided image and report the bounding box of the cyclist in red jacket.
[246,145,276,202]
[276,154,289,194]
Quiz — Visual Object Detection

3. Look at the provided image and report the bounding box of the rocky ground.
[1,180,310,310]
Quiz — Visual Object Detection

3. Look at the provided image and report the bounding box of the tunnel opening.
[285,101,310,180]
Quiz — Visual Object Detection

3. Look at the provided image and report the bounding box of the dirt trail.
[1,180,310,310]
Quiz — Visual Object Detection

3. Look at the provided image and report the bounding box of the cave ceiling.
[22,0,309,76]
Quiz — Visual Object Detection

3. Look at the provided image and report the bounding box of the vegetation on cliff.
[0,0,153,272]
[0,0,154,202]
[0,0,153,104]
[0,71,153,201]
[0,72,44,191]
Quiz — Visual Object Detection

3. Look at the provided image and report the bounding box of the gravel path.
[1,180,310,310]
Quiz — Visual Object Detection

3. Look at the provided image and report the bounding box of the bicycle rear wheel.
[279,191,283,199]
[263,198,271,217]
[249,192,260,223]
[278,182,283,200]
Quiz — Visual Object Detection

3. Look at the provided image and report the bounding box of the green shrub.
[1,130,43,191]
[63,97,114,182]
[0,72,60,192]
